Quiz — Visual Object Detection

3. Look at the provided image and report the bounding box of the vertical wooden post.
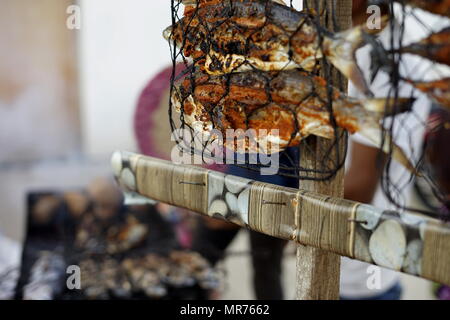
[296,0,352,300]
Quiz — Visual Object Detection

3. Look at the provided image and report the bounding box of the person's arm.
[344,141,386,204]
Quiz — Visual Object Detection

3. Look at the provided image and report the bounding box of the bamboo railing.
[112,151,450,287]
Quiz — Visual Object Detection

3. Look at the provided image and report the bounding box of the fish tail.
[357,126,419,175]
[324,16,389,96]
[362,97,415,116]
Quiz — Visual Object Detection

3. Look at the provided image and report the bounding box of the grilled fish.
[372,0,450,18]
[172,69,416,171]
[408,77,450,110]
[166,0,386,95]
[393,27,450,67]
[182,0,287,15]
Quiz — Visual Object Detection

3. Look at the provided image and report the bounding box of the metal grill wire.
[167,0,449,215]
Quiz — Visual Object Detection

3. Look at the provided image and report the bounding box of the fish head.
[162,25,173,42]
[162,22,185,45]
[171,87,214,142]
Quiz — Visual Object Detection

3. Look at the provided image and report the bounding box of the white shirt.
[340,5,449,298]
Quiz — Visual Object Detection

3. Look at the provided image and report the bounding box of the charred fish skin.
[166,0,378,95]
[178,70,349,133]
[182,0,303,30]
[167,0,312,58]
[173,69,416,171]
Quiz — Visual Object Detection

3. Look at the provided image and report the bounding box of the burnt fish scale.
[265,1,308,31]
[231,0,307,31]
[204,0,307,30]
[228,71,314,103]
[166,0,386,95]
[174,69,416,172]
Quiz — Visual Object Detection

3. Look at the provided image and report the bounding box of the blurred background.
[0,0,439,300]
[0,0,171,241]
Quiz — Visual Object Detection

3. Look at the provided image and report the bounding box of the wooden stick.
[296,0,352,300]
[112,151,450,287]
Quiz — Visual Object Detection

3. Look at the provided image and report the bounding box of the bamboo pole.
[112,151,450,288]
[295,0,352,300]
